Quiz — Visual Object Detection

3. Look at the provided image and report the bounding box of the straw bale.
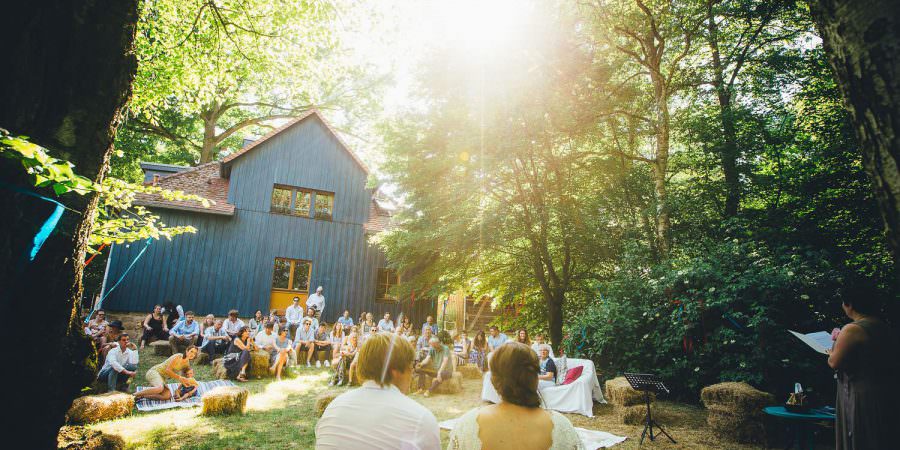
[58,425,124,450]
[434,371,464,395]
[605,377,653,407]
[212,358,228,380]
[249,350,272,378]
[707,409,766,444]
[66,392,134,424]
[315,391,340,417]
[701,382,773,414]
[201,386,248,416]
[195,352,209,365]
[458,364,483,380]
[150,340,171,356]
[621,404,654,425]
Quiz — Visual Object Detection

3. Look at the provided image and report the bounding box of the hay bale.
[707,410,766,444]
[701,382,773,414]
[212,358,228,380]
[458,364,483,380]
[605,377,653,407]
[249,350,272,379]
[201,386,249,416]
[315,391,340,417]
[195,352,210,365]
[433,371,464,395]
[66,392,134,424]
[58,425,124,450]
[150,340,171,356]
[620,404,652,425]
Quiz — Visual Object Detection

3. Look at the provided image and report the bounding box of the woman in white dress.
[448,342,583,450]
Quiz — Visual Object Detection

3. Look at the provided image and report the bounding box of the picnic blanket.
[438,417,627,449]
[135,380,235,411]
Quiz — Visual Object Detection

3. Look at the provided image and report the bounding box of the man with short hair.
[285,297,304,337]
[337,310,354,327]
[99,320,125,363]
[416,326,433,361]
[377,312,395,333]
[201,319,230,359]
[223,309,245,338]
[421,315,438,336]
[315,333,439,449]
[487,326,508,352]
[97,333,138,392]
[255,321,277,351]
[307,286,325,320]
[169,311,200,354]
[294,319,317,367]
[415,336,452,397]
[313,323,332,368]
[302,307,319,333]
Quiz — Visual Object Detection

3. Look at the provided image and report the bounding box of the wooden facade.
[102,112,433,323]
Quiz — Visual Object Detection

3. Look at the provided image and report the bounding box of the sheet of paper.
[788,330,834,354]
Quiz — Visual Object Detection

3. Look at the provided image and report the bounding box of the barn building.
[101,110,432,323]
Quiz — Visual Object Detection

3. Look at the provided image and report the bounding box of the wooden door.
[269,257,311,313]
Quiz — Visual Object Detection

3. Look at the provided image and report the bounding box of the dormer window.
[271,184,333,221]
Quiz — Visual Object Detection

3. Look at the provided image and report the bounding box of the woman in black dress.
[224,326,257,382]
[828,287,898,449]
[140,304,169,348]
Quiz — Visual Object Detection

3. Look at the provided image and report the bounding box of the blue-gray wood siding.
[103,116,433,324]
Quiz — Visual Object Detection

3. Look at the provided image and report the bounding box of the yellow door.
[269,257,311,314]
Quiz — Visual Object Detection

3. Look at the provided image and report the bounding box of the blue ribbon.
[85,237,153,323]
[723,313,745,331]
[0,181,67,262]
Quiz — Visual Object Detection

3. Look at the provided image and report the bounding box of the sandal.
[236,374,248,382]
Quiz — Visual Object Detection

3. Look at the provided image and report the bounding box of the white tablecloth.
[481,357,606,417]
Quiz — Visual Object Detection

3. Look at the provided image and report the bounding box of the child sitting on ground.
[172,368,199,401]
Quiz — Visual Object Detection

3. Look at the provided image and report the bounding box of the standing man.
[97,333,138,392]
[223,309,245,338]
[378,313,395,333]
[307,286,326,320]
[169,311,200,354]
[285,297,304,338]
[201,319,230,359]
[421,315,438,336]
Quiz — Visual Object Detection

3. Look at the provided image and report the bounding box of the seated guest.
[199,314,215,336]
[416,327,433,361]
[421,315,438,336]
[337,310,354,327]
[223,309,245,338]
[397,315,413,336]
[330,323,346,348]
[531,333,554,358]
[285,297,304,337]
[515,328,531,346]
[134,346,198,401]
[272,327,293,380]
[86,309,109,345]
[378,312,395,333]
[140,305,169,349]
[453,331,472,366]
[162,302,183,330]
[255,321,277,353]
[168,311,199,354]
[329,332,360,386]
[224,326,257,382]
[414,337,452,397]
[278,317,289,339]
[537,344,558,389]
[173,368,199,401]
[357,311,367,328]
[448,343,580,449]
[294,319,317,367]
[248,310,265,336]
[486,326,508,354]
[313,323,332,367]
[360,313,375,334]
[303,307,320,333]
[98,320,125,363]
[97,333,138,392]
[316,333,440,449]
[470,330,488,371]
[201,319,230,359]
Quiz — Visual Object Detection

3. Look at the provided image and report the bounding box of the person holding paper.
[827,287,898,450]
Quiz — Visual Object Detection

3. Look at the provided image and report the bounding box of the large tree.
[0,1,141,445]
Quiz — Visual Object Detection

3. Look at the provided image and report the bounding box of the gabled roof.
[220,109,369,175]
[364,198,392,233]
[134,162,234,215]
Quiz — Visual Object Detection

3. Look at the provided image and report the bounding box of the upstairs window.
[270,185,332,220]
[375,268,399,302]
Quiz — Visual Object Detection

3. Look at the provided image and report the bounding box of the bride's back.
[476,404,554,450]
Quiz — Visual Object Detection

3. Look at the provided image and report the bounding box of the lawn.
[89,347,774,449]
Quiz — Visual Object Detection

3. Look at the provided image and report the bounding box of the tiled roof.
[134,162,234,215]
[364,199,392,233]
[221,109,369,174]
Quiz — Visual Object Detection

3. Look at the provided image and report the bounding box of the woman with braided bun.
[448,342,582,449]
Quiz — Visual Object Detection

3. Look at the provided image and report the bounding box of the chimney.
[152,174,160,186]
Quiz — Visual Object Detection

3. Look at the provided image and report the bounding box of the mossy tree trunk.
[0,1,141,446]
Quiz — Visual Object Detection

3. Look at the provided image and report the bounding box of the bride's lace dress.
[447,407,584,449]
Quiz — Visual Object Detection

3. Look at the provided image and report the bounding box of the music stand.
[623,373,676,445]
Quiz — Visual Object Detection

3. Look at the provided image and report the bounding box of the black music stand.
[623,372,676,445]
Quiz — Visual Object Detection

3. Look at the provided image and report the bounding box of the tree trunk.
[547,289,565,354]
[200,114,218,164]
[0,1,140,445]
[707,4,741,217]
[809,0,900,263]
[650,72,672,256]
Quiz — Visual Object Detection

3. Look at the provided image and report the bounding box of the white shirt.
[316,380,440,450]
[100,345,139,373]
[255,330,277,349]
[307,292,325,311]
[223,318,245,335]
[285,305,304,324]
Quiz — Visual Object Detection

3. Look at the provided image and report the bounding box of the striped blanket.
[135,380,235,412]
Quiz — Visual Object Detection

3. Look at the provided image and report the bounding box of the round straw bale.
[315,391,340,417]
[150,340,171,356]
[58,425,124,450]
[620,404,653,425]
[66,392,134,424]
[707,409,767,444]
[249,350,272,378]
[701,382,773,414]
[458,364,483,380]
[433,371,464,395]
[604,377,653,407]
[212,358,228,380]
[201,386,249,416]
